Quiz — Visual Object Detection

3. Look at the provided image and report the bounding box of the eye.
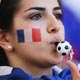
[54,13,62,20]
[29,13,42,20]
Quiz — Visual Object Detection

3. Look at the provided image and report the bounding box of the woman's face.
[10,0,65,67]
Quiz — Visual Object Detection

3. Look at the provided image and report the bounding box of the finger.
[67,60,80,80]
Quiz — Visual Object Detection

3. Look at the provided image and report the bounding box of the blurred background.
[59,0,80,68]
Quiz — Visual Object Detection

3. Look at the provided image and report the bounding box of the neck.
[27,66,53,78]
[9,57,53,78]
[13,62,53,78]
[25,65,53,78]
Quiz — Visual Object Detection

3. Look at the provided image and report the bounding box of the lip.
[50,42,59,51]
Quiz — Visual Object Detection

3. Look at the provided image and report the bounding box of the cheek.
[61,22,65,33]
[16,43,45,59]
[16,28,44,43]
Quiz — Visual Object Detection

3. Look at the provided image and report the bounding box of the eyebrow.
[53,7,61,10]
[24,7,61,12]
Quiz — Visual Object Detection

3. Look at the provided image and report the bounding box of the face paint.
[32,28,41,42]
[17,28,42,43]
[17,30,25,43]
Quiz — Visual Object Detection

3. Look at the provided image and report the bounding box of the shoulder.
[0,66,33,80]
[0,66,13,76]
[59,67,72,79]
[53,66,72,79]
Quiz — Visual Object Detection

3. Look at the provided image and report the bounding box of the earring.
[8,45,13,49]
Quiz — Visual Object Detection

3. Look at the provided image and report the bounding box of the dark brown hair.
[0,0,21,66]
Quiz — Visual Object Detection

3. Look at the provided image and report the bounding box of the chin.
[39,57,63,68]
[49,56,63,66]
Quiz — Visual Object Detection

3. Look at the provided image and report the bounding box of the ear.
[0,29,13,52]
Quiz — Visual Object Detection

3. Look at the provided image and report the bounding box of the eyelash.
[54,13,62,20]
[29,13,62,20]
[29,13,42,20]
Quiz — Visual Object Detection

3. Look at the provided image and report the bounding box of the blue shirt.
[0,67,72,80]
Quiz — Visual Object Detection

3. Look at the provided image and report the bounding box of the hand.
[67,60,80,80]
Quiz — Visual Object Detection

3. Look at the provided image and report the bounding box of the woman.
[0,0,80,80]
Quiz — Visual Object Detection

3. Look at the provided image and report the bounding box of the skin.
[0,0,80,79]
[67,61,80,80]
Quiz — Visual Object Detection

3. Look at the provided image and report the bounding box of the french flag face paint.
[17,28,42,43]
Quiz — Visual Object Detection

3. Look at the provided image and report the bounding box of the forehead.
[20,0,60,10]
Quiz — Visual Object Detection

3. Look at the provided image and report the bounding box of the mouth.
[50,41,59,46]
[50,41,59,51]
[54,42,59,47]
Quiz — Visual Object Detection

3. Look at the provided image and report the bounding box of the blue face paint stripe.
[17,30,25,43]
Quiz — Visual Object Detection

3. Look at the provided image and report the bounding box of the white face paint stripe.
[24,28,32,42]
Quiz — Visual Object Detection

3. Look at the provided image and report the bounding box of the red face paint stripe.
[32,28,41,42]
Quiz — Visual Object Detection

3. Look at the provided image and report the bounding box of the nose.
[47,15,60,34]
